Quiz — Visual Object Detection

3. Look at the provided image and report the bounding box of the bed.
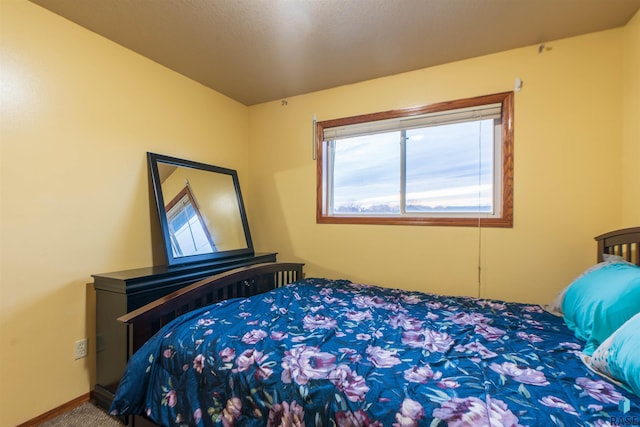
[110,227,640,426]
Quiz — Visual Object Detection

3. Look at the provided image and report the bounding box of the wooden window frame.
[315,91,514,227]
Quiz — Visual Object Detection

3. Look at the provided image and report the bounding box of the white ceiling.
[31,0,640,106]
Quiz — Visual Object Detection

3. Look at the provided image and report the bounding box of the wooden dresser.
[92,252,277,410]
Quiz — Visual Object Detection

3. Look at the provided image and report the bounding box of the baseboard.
[16,393,91,427]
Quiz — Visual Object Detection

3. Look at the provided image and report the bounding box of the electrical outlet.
[75,338,88,359]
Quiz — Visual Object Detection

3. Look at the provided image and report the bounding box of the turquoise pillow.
[586,312,640,397]
[547,255,630,315]
[562,262,640,355]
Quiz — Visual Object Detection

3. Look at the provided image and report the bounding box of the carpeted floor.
[40,402,124,426]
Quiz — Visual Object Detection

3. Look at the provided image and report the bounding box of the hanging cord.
[312,114,317,160]
[477,218,482,298]
[477,120,483,299]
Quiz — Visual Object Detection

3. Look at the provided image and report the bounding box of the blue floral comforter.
[110,278,638,426]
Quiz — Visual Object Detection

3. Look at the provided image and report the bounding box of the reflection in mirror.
[165,184,216,256]
[149,153,254,266]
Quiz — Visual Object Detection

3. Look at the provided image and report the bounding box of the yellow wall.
[0,1,249,425]
[248,29,628,304]
[622,10,640,225]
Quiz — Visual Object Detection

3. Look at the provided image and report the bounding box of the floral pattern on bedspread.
[110,279,639,426]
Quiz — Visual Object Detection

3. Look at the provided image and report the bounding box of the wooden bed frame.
[595,226,640,264]
[118,262,304,353]
[115,262,303,426]
[112,228,639,426]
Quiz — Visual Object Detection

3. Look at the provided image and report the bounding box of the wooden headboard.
[595,227,640,265]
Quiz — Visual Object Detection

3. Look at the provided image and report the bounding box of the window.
[316,92,513,227]
[166,186,217,256]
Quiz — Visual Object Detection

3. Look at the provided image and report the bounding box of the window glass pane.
[172,214,213,255]
[405,120,494,213]
[170,204,191,231]
[167,196,214,256]
[332,131,401,214]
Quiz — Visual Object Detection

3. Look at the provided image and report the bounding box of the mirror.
[148,152,254,266]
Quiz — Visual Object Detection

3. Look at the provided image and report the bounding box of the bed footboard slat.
[119,262,304,354]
